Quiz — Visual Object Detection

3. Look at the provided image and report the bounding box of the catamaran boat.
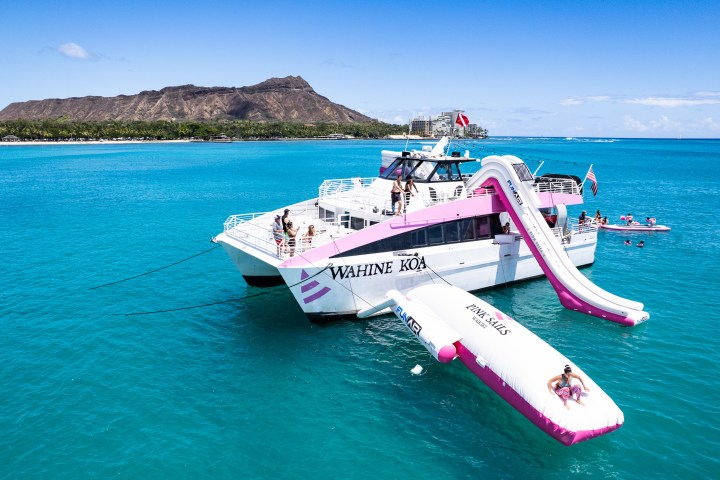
[214,138,649,326]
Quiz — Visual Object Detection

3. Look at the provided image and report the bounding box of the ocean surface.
[1,138,719,479]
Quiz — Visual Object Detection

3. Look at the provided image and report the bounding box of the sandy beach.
[0,139,192,146]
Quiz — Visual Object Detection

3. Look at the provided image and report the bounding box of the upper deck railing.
[318,175,581,200]
[533,178,581,195]
[318,177,375,199]
[221,175,586,258]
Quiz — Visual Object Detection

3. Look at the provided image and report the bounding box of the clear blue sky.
[2,0,719,138]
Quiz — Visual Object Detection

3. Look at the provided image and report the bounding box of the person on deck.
[403,175,418,213]
[302,225,316,250]
[286,221,299,257]
[281,209,291,235]
[391,175,404,215]
[272,215,285,257]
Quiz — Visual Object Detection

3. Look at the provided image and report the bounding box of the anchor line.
[90,244,221,290]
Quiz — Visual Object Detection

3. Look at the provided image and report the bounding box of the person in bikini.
[302,224,316,250]
[403,175,418,213]
[548,365,588,409]
[286,221,299,257]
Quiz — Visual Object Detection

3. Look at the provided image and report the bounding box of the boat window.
[512,163,534,182]
[410,228,427,247]
[476,216,492,238]
[380,158,422,180]
[350,217,365,231]
[427,224,444,245]
[329,214,501,258]
[444,222,460,243]
[428,162,463,182]
[460,218,476,241]
[380,158,404,179]
[319,207,335,223]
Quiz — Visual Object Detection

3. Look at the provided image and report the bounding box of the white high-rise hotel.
[410,110,487,138]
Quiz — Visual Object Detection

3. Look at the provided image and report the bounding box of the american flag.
[586,166,598,196]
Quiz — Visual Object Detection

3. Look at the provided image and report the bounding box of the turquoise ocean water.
[1,138,719,478]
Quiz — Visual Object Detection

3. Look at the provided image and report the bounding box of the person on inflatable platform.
[548,365,588,409]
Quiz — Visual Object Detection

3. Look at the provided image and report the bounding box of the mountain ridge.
[0,76,375,123]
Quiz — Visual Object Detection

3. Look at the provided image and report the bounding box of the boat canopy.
[379,156,476,183]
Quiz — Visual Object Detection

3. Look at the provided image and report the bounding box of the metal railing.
[221,176,587,257]
[318,177,375,199]
[533,179,581,195]
[223,207,351,259]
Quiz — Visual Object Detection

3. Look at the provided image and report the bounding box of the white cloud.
[624,97,720,107]
[694,117,720,131]
[58,42,93,60]
[623,116,649,132]
[563,92,720,108]
[561,98,583,106]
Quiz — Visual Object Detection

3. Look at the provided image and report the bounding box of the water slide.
[464,155,649,326]
[357,284,624,445]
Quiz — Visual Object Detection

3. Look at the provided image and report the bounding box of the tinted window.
[411,228,427,247]
[445,222,460,243]
[512,163,534,182]
[330,214,501,258]
[428,224,444,245]
[460,219,476,241]
[476,216,491,238]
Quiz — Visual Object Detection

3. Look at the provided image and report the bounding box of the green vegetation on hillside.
[0,119,407,141]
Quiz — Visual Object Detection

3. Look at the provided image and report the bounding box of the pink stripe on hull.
[482,177,636,326]
[455,342,621,445]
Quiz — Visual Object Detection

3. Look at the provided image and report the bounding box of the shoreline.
[0,136,480,146]
[0,139,192,146]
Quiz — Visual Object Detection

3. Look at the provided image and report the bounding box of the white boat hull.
[278,233,596,320]
[216,232,283,287]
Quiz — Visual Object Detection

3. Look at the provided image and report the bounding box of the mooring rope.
[89,244,221,290]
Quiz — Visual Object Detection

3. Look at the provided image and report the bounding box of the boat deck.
[219,176,585,260]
